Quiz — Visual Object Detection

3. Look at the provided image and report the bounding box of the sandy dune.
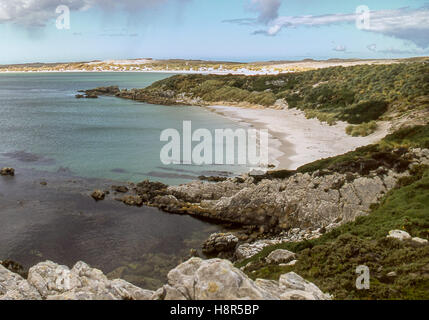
[208,105,391,170]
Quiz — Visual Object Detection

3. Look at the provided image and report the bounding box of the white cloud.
[0,0,190,27]
[249,0,281,24]
[367,43,377,52]
[236,5,429,48]
[333,45,346,52]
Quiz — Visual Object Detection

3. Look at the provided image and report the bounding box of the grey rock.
[27,261,153,300]
[155,258,330,301]
[412,237,428,245]
[266,249,296,264]
[387,230,412,241]
[0,265,41,300]
[202,233,239,255]
[235,239,283,260]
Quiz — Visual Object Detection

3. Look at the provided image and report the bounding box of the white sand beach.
[207,105,391,170]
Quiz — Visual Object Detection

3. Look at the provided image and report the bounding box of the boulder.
[387,230,412,241]
[0,265,41,300]
[266,249,296,264]
[202,233,239,256]
[27,261,153,300]
[91,190,105,201]
[0,167,15,176]
[412,237,428,245]
[277,272,331,300]
[154,258,330,300]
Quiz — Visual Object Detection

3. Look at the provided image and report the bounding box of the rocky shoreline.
[0,258,330,300]
[2,145,428,300]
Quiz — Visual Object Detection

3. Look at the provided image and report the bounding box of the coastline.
[207,105,392,170]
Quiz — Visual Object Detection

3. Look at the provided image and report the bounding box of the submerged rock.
[0,167,15,176]
[91,190,106,201]
[112,185,129,193]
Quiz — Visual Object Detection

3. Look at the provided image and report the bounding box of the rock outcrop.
[202,233,239,257]
[139,148,428,232]
[1,259,330,300]
[0,265,41,300]
[266,250,296,264]
[387,230,428,245]
[153,258,330,300]
[235,239,284,260]
[27,261,154,300]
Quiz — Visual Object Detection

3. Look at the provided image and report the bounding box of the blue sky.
[0,0,428,64]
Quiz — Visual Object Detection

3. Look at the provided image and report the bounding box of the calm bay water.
[0,72,247,184]
[0,72,245,289]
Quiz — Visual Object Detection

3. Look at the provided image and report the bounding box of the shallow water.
[0,167,225,289]
[0,72,245,289]
[0,72,247,185]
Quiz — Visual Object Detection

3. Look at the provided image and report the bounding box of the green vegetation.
[146,61,429,124]
[237,166,429,300]
[237,124,429,300]
[296,124,429,175]
[346,121,378,137]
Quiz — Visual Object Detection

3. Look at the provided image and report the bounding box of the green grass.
[238,167,429,299]
[143,61,429,125]
[346,121,378,137]
[236,156,429,299]
[237,124,429,299]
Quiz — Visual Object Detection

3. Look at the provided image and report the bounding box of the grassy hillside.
[236,125,429,300]
[144,61,429,128]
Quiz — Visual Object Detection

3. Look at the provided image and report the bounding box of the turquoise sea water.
[0,72,247,184]
[0,72,247,289]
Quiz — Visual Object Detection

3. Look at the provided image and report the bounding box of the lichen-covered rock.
[154,258,330,300]
[202,233,239,256]
[387,230,412,241]
[277,272,331,300]
[266,249,296,264]
[27,261,153,300]
[0,265,41,300]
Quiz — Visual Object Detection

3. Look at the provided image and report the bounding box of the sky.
[0,0,428,64]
